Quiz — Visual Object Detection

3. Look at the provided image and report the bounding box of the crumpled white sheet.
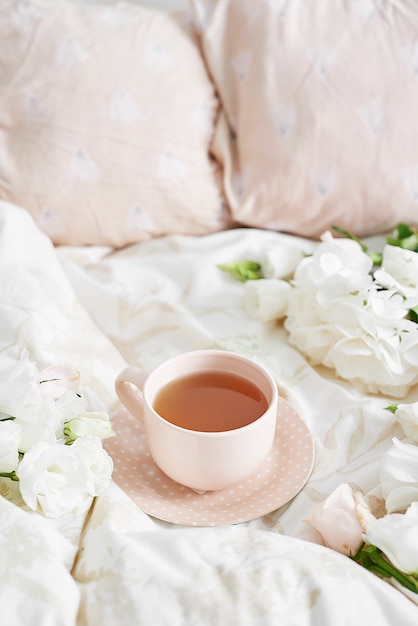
[1,201,418,626]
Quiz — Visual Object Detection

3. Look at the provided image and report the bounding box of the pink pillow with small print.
[0,0,233,247]
[192,0,418,238]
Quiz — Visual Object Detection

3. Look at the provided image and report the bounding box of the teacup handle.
[115,366,148,424]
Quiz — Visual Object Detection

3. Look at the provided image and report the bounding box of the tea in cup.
[115,350,278,492]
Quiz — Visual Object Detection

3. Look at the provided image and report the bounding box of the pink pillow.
[0,0,233,247]
[192,0,418,238]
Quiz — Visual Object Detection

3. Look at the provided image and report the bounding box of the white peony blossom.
[245,279,291,322]
[0,420,21,473]
[364,501,418,574]
[380,438,418,513]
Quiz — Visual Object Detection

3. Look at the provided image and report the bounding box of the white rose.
[305,483,375,556]
[245,279,291,322]
[17,440,89,517]
[0,420,21,473]
[364,501,418,574]
[64,412,114,440]
[380,438,418,513]
[71,436,113,496]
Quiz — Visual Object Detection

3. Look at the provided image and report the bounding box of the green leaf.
[217,260,263,282]
[408,305,418,324]
[394,223,414,239]
[387,223,418,252]
[385,404,398,414]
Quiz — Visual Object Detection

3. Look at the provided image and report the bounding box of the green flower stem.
[331,226,368,252]
[0,471,19,481]
[331,226,383,265]
[353,544,418,594]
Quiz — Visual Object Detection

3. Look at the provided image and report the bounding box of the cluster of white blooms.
[283,234,418,397]
[0,351,114,518]
[222,231,418,596]
[306,402,418,598]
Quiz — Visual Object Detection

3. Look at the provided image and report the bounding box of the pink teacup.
[115,350,278,492]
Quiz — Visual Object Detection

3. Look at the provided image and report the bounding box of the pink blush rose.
[306,483,375,556]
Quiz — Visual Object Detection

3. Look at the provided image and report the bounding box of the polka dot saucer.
[104,399,315,526]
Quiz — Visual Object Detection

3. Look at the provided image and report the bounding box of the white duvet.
[1,202,418,625]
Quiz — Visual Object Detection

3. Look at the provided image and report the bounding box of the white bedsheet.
[1,201,418,625]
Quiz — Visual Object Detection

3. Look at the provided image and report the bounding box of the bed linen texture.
[1,201,418,625]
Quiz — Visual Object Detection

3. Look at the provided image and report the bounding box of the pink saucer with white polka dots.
[104,399,315,526]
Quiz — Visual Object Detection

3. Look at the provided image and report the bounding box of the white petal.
[245,279,291,322]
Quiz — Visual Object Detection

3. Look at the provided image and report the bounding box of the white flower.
[305,483,375,556]
[17,436,112,518]
[0,353,113,518]
[53,393,113,441]
[13,397,58,453]
[375,245,418,293]
[71,436,113,496]
[0,420,21,473]
[261,244,305,280]
[52,391,89,433]
[0,351,58,451]
[17,440,90,517]
[364,502,418,574]
[392,403,418,443]
[380,438,418,513]
[292,236,373,291]
[38,365,80,399]
[245,279,291,322]
[0,350,39,418]
[284,236,418,396]
[64,412,114,440]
